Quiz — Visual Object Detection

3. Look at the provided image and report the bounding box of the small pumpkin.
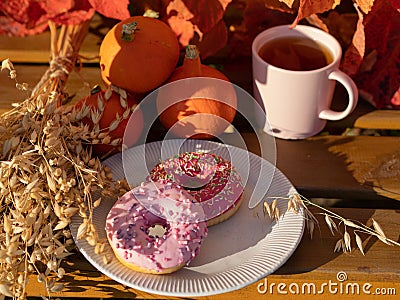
[99,16,180,94]
[157,45,237,139]
[75,86,144,158]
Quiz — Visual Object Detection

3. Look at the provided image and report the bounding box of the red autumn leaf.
[0,0,48,35]
[391,87,400,107]
[196,19,228,58]
[0,0,46,26]
[0,16,48,35]
[341,6,365,76]
[186,0,230,33]
[348,0,400,108]
[0,0,130,36]
[88,0,131,20]
[46,0,95,25]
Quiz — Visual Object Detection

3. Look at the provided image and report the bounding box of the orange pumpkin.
[99,16,180,94]
[157,45,237,139]
[75,87,144,158]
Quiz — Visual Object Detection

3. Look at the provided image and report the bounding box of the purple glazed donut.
[105,180,208,274]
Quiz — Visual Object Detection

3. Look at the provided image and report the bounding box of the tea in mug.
[258,36,334,71]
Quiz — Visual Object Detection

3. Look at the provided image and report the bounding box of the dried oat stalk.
[0,20,126,299]
[262,193,400,255]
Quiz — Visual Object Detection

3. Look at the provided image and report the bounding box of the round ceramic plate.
[70,139,304,297]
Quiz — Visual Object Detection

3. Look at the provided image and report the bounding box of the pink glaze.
[148,152,244,222]
[105,181,208,273]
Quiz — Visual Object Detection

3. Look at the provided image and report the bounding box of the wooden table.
[1,19,399,299]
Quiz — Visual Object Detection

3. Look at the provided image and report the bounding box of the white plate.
[70,139,304,297]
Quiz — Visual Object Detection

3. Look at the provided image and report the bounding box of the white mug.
[252,25,358,139]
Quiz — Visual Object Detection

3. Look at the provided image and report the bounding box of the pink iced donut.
[148,152,244,226]
[105,180,208,274]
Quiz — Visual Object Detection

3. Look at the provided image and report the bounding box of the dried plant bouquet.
[0,21,128,299]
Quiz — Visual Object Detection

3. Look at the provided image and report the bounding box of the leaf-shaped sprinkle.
[344,231,352,251]
[354,232,365,255]
[372,218,386,238]
[325,214,338,235]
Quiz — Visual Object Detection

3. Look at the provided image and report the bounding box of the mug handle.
[319,70,358,121]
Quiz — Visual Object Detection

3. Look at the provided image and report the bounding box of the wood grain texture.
[24,208,400,299]
[355,110,400,130]
[236,133,400,203]
[0,65,105,114]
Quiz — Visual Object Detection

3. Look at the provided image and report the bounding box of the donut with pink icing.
[105,180,208,274]
[148,152,244,226]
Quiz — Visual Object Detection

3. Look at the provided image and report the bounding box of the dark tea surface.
[258,37,333,71]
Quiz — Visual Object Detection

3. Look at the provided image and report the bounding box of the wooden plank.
[0,16,104,63]
[238,133,400,203]
[24,208,400,299]
[355,110,400,130]
[0,64,105,114]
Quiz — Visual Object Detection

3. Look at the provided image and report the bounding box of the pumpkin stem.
[121,22,139,42]
[185,45,199,59]
[183,45,202,77]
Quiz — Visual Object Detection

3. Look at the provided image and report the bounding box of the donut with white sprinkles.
[105,180,208,274]
[148,152,244,226]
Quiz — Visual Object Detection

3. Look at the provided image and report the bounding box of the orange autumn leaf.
[275,0,296,8]
[166,0,231,57]
[291,0,341,28]
[356,0,375,14]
